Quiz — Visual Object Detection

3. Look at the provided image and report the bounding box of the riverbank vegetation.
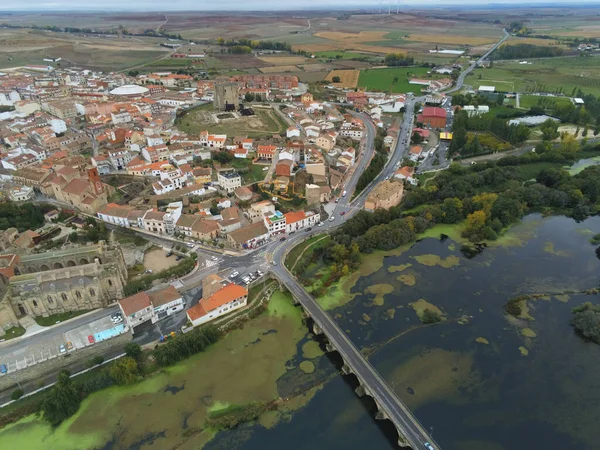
[205,401,277,430]
[2,325,222,429]
[293,141,600,299]
[354,128,388,197]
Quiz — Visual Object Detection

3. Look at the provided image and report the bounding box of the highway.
[446,28,510,94]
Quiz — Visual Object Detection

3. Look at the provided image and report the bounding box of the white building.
[284,210,320,233]
[217,171,242,193]
[149,286,184,322]
[111,110,132,124]
[286,126,301,138]
[463,105,490,117]
[8,185,35,202]
[187,283,248,327]
[264,210,286,236]
[107,149,133,170]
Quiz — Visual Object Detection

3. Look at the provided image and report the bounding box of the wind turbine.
[396,0,399,14]
[388,0,391,15]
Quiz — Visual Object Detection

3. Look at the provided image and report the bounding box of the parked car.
[272,261,277,266]
[335,198,339,203]
[211,256,218,261]
[424,443,435,450]
[280,237,286,242]
[0,364,7,374]
[289,231,295,235]
[186,243,194,248]
[305,227,312,232]
[145,269,153,274]
[340,211,346,216]
[176,255,184,261]
[67,341,74,351]
[230,271,240,278]
[329,216,335,222]
[317,222,323,227]
[166,251,173,257]
[59,344,66,354]
[88,335,95,344]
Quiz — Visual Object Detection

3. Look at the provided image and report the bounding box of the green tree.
[441,197,463,223]
[571,302,600,344]
[109,357,139,385]
[124,342,143,361]
[41,370,81,426]
[11,388,24,400]
[332,76,341,83]
[421,309,442,324]
[539,119,560,141]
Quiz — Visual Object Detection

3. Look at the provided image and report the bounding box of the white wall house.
[187,284,248,327]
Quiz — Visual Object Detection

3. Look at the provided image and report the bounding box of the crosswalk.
[203,259,220,268]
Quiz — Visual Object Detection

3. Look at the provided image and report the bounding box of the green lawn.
[231,159,268,184]
[35,310,93,327]
[518,94,573,110]
[285,235,331,273]
[358,67,434,93]
[466,56,600,97]
[1,326,26,341]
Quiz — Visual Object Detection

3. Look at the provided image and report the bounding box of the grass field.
[325,69,360,88]
[518,94,573,110]
[315,51,373,60]
[358,67,433,93]
[177,108,288,138]
[468,56,600,97]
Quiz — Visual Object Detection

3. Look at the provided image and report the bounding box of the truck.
[342,190,347,197]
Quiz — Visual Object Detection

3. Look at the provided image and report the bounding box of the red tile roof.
[421,107,446,118]
[119,292,151,316]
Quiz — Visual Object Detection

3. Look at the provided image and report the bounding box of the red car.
[340,211,346,216]
[88,335,95,344]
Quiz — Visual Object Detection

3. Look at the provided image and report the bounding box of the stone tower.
[214,81,240,111]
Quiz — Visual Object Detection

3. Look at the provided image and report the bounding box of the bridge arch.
[80,258,89,265]
[66,260,76,267]
[53,262,64,270]
[40,264,50,271]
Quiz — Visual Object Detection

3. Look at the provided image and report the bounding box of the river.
[1,215,600,450]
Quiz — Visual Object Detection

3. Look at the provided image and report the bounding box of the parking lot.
[0,313,127,373]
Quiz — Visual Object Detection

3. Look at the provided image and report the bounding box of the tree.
[411,132,423,145]
[332,76,341,83]
[463,210,487,242]
[41,370,81,426]
[11,389,24,400]
[571,302,600,344]
[539,119,560,141]
[109,357,139,385]
[421,309,442,324]
[441,197,463,223]
[244,93,255,102]
[124,342,143,361]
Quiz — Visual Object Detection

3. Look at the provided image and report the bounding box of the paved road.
[446,29,510,94]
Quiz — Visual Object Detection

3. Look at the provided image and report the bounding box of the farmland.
[357,67,435,93]
[325,69,360,89]
[465,56,600,98]
[258,65,300,73]
[314,51,375,60]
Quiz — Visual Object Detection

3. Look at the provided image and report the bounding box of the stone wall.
[0,331,131,392]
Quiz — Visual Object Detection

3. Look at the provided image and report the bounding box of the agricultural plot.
[258,65,299,73]
[325,69,360,88]
[257,56,310,65]
[465,57,600,98]
[314,51,372,60]
[357,67,433,93]
[402,34,497,46]
[472,79,517,93]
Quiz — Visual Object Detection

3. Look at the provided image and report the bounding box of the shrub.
[11,389,24,401]
[421,309,442,324]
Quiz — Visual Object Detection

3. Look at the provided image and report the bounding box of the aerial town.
[1,5,600,450]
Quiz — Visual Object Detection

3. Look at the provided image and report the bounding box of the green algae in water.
[207,401,231,413]
[385,308,396,319]
[521,327,537,338]
[268,290,300,320]
[397,273,416,286]
[365,283,394,306]
[410,299,444,319]
[299,361,315,374]
[476,337,490,345]
[543,242,569,257]
[301,341,323,359]
[388,263,413,273]
[519,346,529,356]
[413,254,460,268]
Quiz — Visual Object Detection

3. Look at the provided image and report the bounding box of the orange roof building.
[186,283,248,327]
